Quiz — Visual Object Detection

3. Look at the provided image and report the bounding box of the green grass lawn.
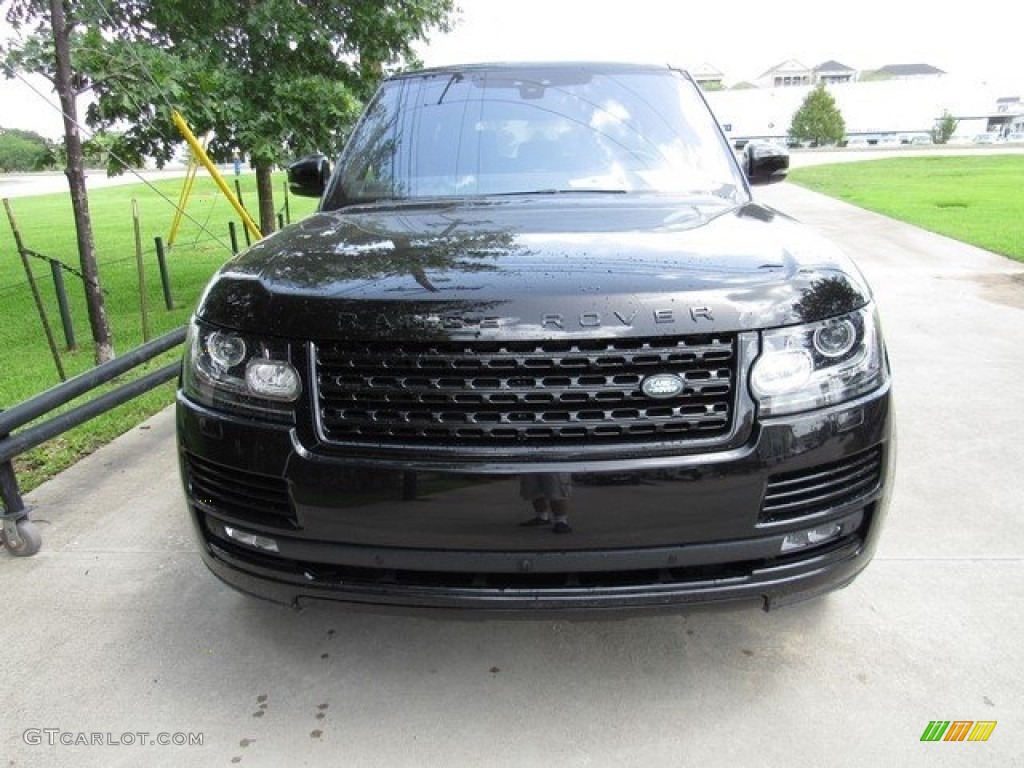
[1,171,317,492]
[788,154,1024,262]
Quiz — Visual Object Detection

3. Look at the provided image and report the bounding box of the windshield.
[325,65,747,208]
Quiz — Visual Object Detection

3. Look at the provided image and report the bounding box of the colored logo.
[920,721,997,742]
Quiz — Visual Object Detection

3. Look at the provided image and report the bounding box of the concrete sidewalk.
[2,182,1023,767]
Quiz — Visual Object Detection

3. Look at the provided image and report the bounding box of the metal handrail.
[0,326,186,556]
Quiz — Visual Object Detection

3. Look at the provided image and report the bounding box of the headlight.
[181,319,301,420]
[750,305,887,416]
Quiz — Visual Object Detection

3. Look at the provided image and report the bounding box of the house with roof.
[691,63,725,91]
[814,61,857,85]
[756,60,814,88]
[865,63,947,80]
[756,61,947,90]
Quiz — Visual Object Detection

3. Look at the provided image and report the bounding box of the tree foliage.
[0,126,54,170]
[3,0,455,234]
[931,110,958,145]
[788,83,846,147]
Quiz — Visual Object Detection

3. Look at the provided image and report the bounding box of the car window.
[329,66,746,206]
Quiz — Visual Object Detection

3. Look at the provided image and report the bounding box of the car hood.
[197,196,872,339]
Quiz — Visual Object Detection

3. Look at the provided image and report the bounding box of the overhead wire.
[10,68,234,253]
[5,18,234,253]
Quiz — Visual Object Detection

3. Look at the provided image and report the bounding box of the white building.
[705,76,1014,145]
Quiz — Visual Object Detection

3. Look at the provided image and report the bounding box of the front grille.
[186,453,298,530]
[760,448,883,522]
[314,335,737,447]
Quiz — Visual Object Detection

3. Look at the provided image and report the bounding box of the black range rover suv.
[177,62,893,613]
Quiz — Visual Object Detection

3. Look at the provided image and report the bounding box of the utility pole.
[50,0,115,364]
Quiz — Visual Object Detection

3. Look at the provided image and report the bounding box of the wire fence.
[0,0,321,515]
[0,179,306,403]
[0,192,298,299]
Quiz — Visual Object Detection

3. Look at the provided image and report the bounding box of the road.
[0,168,197,199]
[2,181,1023,767]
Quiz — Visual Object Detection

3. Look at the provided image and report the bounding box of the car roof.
[386,61,683,81]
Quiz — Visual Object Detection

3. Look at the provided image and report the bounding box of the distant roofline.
[874,63,947,76]
[814,60,855,72]
[757,59,811,79]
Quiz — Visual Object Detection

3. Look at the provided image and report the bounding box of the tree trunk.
[255,161,276,236]
[50,0,115,364]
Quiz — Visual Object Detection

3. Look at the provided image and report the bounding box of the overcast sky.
[419,0,1019,85]
[2,0,1019,140]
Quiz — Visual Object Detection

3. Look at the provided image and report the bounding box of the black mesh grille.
[761,448,882,522]
[314,335,737,446]
[186,453,298,530]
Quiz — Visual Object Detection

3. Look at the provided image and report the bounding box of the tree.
[0,127,54,170]
[75,0,456,235]
[3,0,117,364]
[3,1,454,364]
[788,83,846,147]
[931,110,958,145]
[82,130,131,169]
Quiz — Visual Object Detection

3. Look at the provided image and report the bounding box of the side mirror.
[287,154,330,197]
[742,142,789,185]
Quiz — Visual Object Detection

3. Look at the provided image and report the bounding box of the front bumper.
[176,386,893,614]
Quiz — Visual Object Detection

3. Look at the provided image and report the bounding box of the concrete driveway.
[3,182,1022,767]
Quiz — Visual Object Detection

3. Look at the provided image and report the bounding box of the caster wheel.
[5,519,42,557]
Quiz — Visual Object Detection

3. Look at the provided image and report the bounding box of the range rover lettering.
[176,63,894,613]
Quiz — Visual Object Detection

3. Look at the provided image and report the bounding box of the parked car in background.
[177,62,894,615]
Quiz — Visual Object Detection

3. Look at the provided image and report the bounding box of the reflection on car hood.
[197,196,872,339]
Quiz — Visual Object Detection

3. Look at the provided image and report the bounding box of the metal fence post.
[4,199,66,381]
[0,421,41,557]
[49,259,77,351]
[154,236,175,310]
[132,199,151,342]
